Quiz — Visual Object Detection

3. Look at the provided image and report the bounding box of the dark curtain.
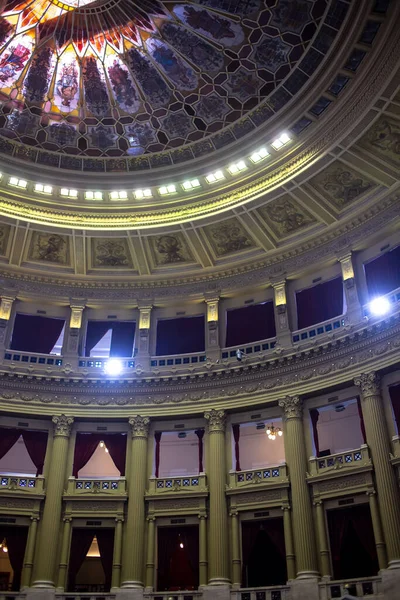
[157,526,199,591]
[96,529,115,591]
[102,433,127,476]
[22,430,48,476]
[225,301,276,348]
[67,528,96,591]
[109,322,136,358]
[327,505,379,580]
[194,429,205,473]
[0,526,28,591]
[0,427,21,460]
[296,277,343,330]
[232,424,241,472]
[154,432,162,478]
[389,384,400,434]
[241,519,287,587]
[356,397,367,444]
[364,245,400,297]
[156,316,205,356]
[309,409,320,457]
[10,314,65,354]
[84,321,112,356]
[72,433,102,477]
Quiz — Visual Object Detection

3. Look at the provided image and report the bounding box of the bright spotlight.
[104,358,123,376]
[369,296,391,317]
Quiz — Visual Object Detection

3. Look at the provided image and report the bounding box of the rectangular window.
[85,321,136,357]
[364,245,400,297]
[10,314,65,354]
[225,301,275,347]
[296,276,343,329]
[156,315,205,356]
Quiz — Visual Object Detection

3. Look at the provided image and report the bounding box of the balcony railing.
[319,576,382,599]
[150,352,207,369]
[65,477,127,496]
[145,594,202,600]
[308,445,371,477]
[78,358,135,370]
[55,595,115,600]
[222,337,277,360]
[148,474,207,495]
[231,586,291,600]
[292,316,346,344]
[363,285,400,317]
[4,350,63,366]
[228,465,288,489]
[0,474,44,494]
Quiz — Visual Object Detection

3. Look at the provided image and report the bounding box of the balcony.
[145,594,202,600]
[231,587,290,600]
[150,351,207,371]
[147,474,207,496]
[221,337,277,361]
[292,315,346,346]
[0,474,45,496]
[308,445,372,480]
[319,576,382,599]
[64,477,127,498]
[228,465,289,491]
[4,350,63,368]
[55,595,116,600]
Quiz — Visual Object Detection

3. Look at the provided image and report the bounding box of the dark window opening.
[225,301,276,348]
[157,525,199,591]
[156,316,205,356]
[241,518,287,587]
[364,245,400,297]
[0,525,29,591]
[296,276,343,329]
[85,320,136,357]
[67,528,114,592]
[10,314,65,354]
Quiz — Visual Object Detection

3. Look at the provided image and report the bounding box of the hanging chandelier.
[0,538,8,553]
[266,424,283,441]
[99,441,109,453]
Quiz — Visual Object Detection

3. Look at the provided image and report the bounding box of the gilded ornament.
[278,395,303,419]
[52,414,74,437]
[129,415,150,438]
[354,372,381,397]
[204,408,226,432]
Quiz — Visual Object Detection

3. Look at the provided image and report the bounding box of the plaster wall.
[236,420,285,470]
[315,400,364,455]
[0,436,36,474]
[158,430,200,477]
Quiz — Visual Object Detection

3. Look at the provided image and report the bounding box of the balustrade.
[0,474,44,494]
[230,587,290,600]
[228,465,288,489]
[150,352,207,368]
[292,316,346,345]
[147,474,207,495]
[319,576,382,599]
[221,337,276,360]
[4,350,62,367]
[146,594,202,600]
[65,477,126,496]
[308,446,371,478]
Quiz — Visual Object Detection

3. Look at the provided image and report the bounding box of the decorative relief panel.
[358,116,400,167]
[257,194,315,238]
[234,490,282,505]
[203,217,255,256]
[0,223,11,256]
[28,231,70,265]
[308,161,376,209]
[148,233,194,266]
[91,238,133,269]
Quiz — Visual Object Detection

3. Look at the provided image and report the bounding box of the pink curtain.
[0,427,21,460]
[154,432,162,478]
[389,384,400,434]
[356,398,367,444]
[194,429,205,473]
[232,424,241,472]
[309,409,320,457]
[102,433,127,476]
[22,430,48,475]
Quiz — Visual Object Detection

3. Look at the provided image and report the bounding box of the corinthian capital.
[52,414,74,437]
[204,408,226,433]
[129,415,150,438]
[278,395,303,419]
[354,372,381,397]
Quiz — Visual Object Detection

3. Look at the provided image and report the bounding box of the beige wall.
[0,436,36,475]
[236,420,285,470]
[315,400,364,455]
[158,430,200,477]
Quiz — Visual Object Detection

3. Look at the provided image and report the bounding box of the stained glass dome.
[0,0,331,164]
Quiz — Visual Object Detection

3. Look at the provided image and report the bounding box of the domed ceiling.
[0,0,333,164]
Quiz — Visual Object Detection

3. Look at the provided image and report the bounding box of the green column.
[314,501,331,577]
[21,516,39,588]
[204,409,230,585]
[145,517,156,590]
[279,396,319,578]
[368,490,388,570]
[230,510,241,586]
[56,517,72,590]
[32,415,74,588]
[282,505,296,581]
[199,513,208,587]
[112,517,124,590]
[355,372,400,567]
[120,415,150,588]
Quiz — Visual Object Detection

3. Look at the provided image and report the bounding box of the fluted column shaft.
[21,516,39,588]
[112,517,124,589]
[56,517,72,590]
[279,396,318,578]
[199,514,208,586]
[145,517,156,589]
[121,415,150,588]
[204,409,230,585]
[230,511,241,586]
[314,501,331,577]
[282,506,296,581]
[32,415,74,588]
[355,373,400,567]
[368,491,388,570]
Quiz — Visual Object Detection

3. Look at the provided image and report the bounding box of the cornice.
[0,191,399,301]
[0,313,399,416]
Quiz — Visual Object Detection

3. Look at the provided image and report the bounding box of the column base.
[291,576,320,600]
[30,580,55,588]
[120,580,144,589]
[381,566,400,600]
[116,588,144,600]
[202,583,231,600]
[26,588,56,600]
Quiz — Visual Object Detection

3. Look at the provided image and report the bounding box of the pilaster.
[272,280,292,348]
[199,513,208,587]
[367,490,387,570]
[112,517,124,591]
[144,516,156,591]
[21,516,39,589]
[204,292,221,361]
[338,252,362,324]
[230,510,241,587]
[136,303,152,372]
[314,501,331,577]
[56,517,72,591]
[282,504,296,581]
[0,291,17,351]
[62,299,86,368]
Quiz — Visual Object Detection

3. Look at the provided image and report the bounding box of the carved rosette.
[52,414,74,437]
[354,372,381,398]
[204,408,226,433]
[278,395,303,419]
[129,415,150,438]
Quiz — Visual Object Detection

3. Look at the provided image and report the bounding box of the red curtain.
[154,432,162,478]
[0,526,29,591]
[22,431,48,476]
[232,424,241,472]
[225,301,276,347]
[0,427,21,460]
[296,276,343,330]
[309,409,320,457]
[67,528,96,591]
[102,433,127,476]
[364,245,400,297]
[156,316,205,356]
[241,519,287,587]
[72,433,102,477]
[96,528,115,591]
[194,429,205,473]
[389,384,400,435]
[10,314,65,354]
[157,526,199,591]
[356,398,367,444]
